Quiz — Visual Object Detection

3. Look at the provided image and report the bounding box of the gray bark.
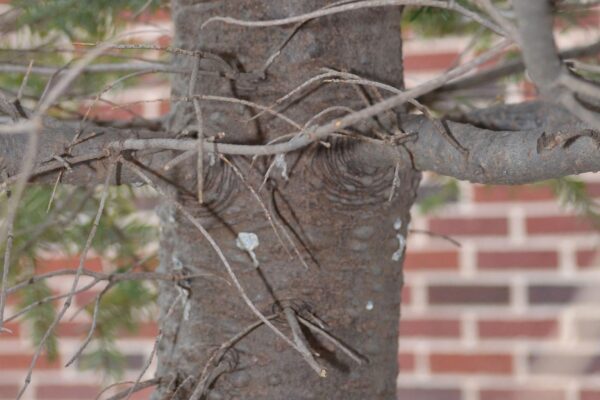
[153,1,416,399]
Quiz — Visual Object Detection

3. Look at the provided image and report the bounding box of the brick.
[527,285,575,304]
[0,322,20,339]
[582,389,600,400]
[528,352,600,375]
[479,388,565,400]
[527,285,600,305]
[4,292,19,306]
[402,285,411,305]
[0,385,18,398]
[57,322,89,337]
[159,100,170,116]
[36,256,103,274]
[576,249,600,269]
[0,354,60,370]
[118,8,171,23]
[429,217,508,236]
[79,103,144,121]
[575,319,600,340]
[404,250,459,271]
[404,52,460,71]
[586,182,600,198]
[36,385,99,400]
[526,216,594,235]
[124,321,159,338]
[75,289,102,308]
[428,285,510,306]
[477,250,558,270]
[131,386,155,400]
[156,34,171,47]
[521,80,539,100]
[397,387,461,400]
[478,318,558,339]
[473,185,554,203]
[126,354,145,370]
[429,353,512,374]
[400,318,461,338]
[398,352,415,372]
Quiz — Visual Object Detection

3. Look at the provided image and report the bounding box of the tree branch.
[406,101,600,184]
[433,39,600,96]
[0,117,167,187]
[512,0,600,127]
[0,62,173,75]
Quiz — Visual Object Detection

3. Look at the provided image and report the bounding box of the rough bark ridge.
[153,1,419,399]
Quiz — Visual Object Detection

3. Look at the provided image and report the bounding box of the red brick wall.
[400,178,600,400]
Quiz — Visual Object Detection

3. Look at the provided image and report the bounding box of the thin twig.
[0,189,14,333]
[284,306,326,377]
[116,41,511,158]
[408,228,462,248]
[474,0,519,42]
[5,269,226,326]
[202,0,506,36]
[102,378,163,400]
[190,314,278,400]
[163,150,195,171]
[188,56,205,203]
[16,60,34,101]
[124,283,190,400]
[64,283,114,367]
[0,62,172,76]
[297,315,366,365]
[124,331,161,400]
[0,118,43,331]
[15,162,115,400]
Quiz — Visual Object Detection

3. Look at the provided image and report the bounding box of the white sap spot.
[366,300,374,311]
[274,154,289,181]
[391,234,406,262]
[236,232,260,267]
[183,300,191,321]
[176,286,191,320]
[393,218,402,231]
[208,152,216,167]
[172,256,183,270]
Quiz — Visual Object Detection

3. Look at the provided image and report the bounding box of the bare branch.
[122,294,183,400]
[188,56,205,203]
[512,0,600,127]
[0,62,172,75]
[15,162,115,400]
[102,378,163,400]
[0,188,14,333]
[297,314,366,366]
[434,39,600,95]
[202,0,507,37]
[190,314,279,400]
[405,101,600,184]
[284,306,326,377]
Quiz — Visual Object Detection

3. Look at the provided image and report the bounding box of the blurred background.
[0,1,599,399]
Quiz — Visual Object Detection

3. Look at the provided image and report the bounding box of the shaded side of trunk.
[153,2,420,399]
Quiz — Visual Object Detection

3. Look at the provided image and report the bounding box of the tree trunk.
[153,1,420,398]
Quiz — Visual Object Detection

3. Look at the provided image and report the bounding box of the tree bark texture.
[153,1,420,399]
